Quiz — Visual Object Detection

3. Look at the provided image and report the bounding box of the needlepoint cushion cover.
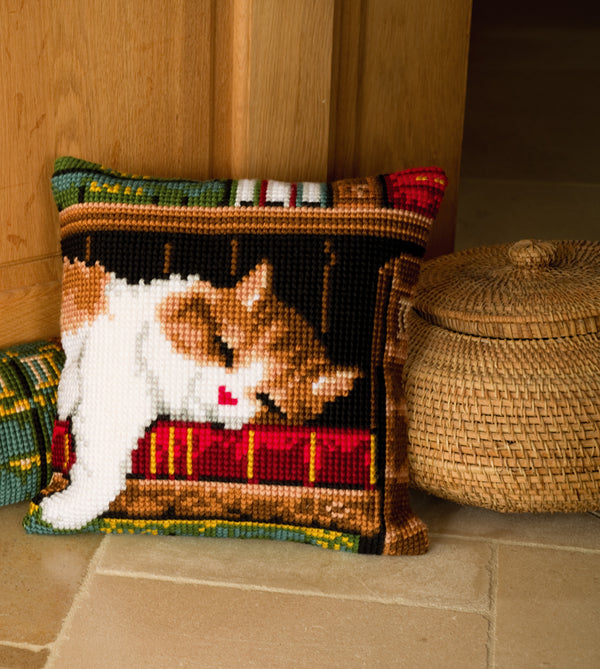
[24,157,447,555]
[1,340,64,507]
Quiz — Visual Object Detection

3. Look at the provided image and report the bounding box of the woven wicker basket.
[404,239,600,512]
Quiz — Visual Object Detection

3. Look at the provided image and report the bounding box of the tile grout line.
[0,640,51,653]
[94,567,490,617]
[43,536,109,669]
[486,543,499,669]
[429,532,600,555]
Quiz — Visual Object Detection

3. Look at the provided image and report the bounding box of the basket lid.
[413,239,600,339]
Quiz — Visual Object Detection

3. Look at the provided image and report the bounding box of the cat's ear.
[311,367,361,403]
[235,260,272,310]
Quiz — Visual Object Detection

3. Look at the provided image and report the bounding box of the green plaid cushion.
[0,340,64,506]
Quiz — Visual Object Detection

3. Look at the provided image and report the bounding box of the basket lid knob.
[508,239,556,270]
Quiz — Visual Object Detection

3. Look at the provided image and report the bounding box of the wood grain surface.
[0,0,471,347]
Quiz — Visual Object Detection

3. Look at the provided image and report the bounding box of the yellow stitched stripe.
[150,432,157,476]
[247,430,255,480]
[309,431,317,483]
[96,518,360,552]
[370,434,377,485]
[186,427,194,478]
[64,433,70,469]
[168,426,175,477]
[0,398,31,417]
[8,454,41,471]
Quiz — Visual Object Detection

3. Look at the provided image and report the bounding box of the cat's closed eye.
[214,335,234,368]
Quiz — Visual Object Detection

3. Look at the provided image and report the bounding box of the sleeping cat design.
[40,259,361,529]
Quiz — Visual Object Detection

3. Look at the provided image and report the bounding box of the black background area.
[62,231,414,428]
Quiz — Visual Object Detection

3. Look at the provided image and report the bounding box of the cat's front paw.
[39,487,104,531]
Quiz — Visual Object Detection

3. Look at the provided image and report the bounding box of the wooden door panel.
[0,0,471,346]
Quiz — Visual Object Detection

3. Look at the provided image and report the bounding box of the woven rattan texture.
[24,157,448,554]
[412,239,600,339]
[405,240,600,513]
[1,341,64,507]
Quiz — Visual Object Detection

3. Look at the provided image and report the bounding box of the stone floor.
[1,493,599,668]
[1,0,599,667]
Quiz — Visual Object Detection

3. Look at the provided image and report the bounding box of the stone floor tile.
[495,544,600,668]
[0,645,49,669]
[0,502,102,646]
[411,490,600,551]
[99,532,493,612]
[48,574,489,669]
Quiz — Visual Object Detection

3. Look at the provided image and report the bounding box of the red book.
[51,420,377,490]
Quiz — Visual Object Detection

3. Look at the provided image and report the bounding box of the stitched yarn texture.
[24,157,447,554]
[1,340,64,507]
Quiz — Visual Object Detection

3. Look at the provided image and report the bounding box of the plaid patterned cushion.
[24,157,447,554]
[1,340,64,507]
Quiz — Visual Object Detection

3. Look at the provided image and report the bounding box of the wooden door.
[0,0,471,347]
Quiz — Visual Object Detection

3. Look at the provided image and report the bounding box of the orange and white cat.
[40,259,360,529]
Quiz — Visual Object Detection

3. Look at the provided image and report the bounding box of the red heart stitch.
[218,385,238,406]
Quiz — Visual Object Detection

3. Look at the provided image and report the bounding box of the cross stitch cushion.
[1,340,64,507]
[24,157,447,555]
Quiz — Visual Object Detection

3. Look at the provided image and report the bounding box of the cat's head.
[193,260,362,423]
